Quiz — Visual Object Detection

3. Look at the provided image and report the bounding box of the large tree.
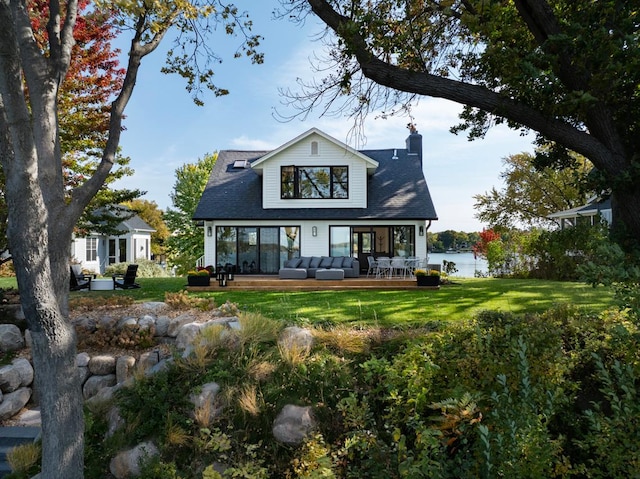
[289,0,640,243]
[0,1,261,477]
[0,0,140,260]
[474,151,592,230]
[165,152,217,274]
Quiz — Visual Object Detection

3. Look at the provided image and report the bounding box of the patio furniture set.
[278,256,360,280]
[70,264,141,291]
[366,256,431,279]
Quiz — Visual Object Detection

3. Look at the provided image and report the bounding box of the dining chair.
[390,257,408,278]
[405,257,419,278]
[366,256,378,277]
[375,257,391,278]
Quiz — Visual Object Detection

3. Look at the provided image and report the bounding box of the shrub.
[105,259,167,278]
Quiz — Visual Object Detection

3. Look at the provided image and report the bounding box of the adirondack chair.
[112,264,141,289]
[70,265,92,291]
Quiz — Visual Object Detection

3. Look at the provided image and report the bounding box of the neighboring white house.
[71,213,155,274]
[193,127,438,274]
[548,196,612,229]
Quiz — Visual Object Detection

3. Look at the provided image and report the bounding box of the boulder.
[0,387,31,421]
[83,374,117,400]
[89,355,117,375]
[154,316,170,337]
[272,404,316,445]
[279,327,314,353]
[175,322,203,350]
[109,441,159,479]
[167,313,196,337]
[138,350,160,372]
[0,324,24,352]
[0,358,31,393]
[116,355,136,384]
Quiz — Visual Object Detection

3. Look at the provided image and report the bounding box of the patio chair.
[112,264,141,289]
[70,265,92,291]
[375,257,391,278]
[390,257,409,278]
[366,256,378,277]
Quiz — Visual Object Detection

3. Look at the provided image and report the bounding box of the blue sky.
[114,0,535,232]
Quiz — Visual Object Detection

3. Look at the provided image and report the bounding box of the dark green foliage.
[84,304,640,477]
[527,222,609,280]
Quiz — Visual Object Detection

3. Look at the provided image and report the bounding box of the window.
[310,141,319,155]
[281,166,348,199]
[86,237,97,262]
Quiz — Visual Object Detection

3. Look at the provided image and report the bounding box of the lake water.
[427,252,488,278]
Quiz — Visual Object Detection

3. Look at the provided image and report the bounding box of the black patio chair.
[112,264,141,290]
[70,265,92,291]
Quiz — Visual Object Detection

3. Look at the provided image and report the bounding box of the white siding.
[261,133,368,209]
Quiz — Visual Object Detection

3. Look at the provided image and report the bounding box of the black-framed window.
[281,166,348,199]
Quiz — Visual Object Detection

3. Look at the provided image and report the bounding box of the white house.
[193,127,438,274]
[71,213,155,274]
[548,196,612,229]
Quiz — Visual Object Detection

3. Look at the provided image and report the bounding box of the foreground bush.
[83,306,640,478]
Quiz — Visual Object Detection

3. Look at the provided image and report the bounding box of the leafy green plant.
[575,354,640,477]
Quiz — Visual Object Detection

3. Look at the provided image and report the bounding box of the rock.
[109,441,159,479]
[0,363,22,393]
[85,383,121,408]
[142,301,167,312]
[0,324,24,352]
[78,365,90,385]
[272,404,315,445]
[175,323,203,350]
[0,358,31,393]
[167,313,196,337]
[0,387,31,421]
[190,382,221,425]
[154,316,170,337]
[89,355,117,375]
[116,355,136,384]
[279,327,314,353]
[138,315,156,330]
[83,374,117,400]
[138,351,159,372]
[116,317,137,330]
[74,315,97,332]
[106,406,124,438]
[11,358,33,387]
[76,352,91,368]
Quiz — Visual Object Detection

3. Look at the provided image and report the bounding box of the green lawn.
[62,276,615,328]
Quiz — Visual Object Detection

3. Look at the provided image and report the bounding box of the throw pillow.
[309,256,322,268]
[331,257,343,268]
[299,257,312,269]
[320,256,333,268]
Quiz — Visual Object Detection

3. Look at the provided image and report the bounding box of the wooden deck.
[186,275,437,291]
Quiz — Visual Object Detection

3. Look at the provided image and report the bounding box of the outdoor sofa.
[279,256,360,279]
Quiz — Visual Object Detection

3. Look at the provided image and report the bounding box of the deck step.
[0,427,40,478]
[186,277,433,291]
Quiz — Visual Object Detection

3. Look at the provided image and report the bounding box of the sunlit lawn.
[58,276,616,328]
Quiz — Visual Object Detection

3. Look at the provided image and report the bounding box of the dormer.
[250,128,378,209]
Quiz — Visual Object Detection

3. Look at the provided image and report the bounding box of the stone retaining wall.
[0,301,241,422]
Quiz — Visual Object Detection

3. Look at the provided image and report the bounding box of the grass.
[62,276,615,328]
[0,275,613,327]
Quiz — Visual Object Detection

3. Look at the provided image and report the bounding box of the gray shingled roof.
[193,147,438,221]
[120,214,155,232]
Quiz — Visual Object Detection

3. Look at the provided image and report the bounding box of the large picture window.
[281,166,348,199]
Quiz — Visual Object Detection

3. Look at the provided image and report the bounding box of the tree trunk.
[6,170,84,479]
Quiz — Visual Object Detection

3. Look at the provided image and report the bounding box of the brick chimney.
[406,124,423,165]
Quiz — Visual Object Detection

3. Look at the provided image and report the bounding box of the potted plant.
[416,268,440,286]
[187,270,211,287]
